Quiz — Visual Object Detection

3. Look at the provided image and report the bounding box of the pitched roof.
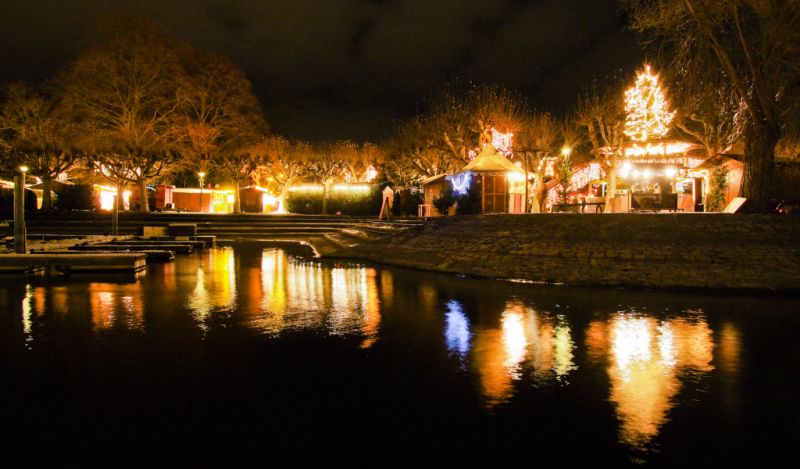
[459,145,523,173]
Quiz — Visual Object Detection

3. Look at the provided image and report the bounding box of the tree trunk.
[523,158,530,213]
[138,178,149,213]
[321,182,329,215]
[279,186,289,213]
[42,175,53,211]
[532,175,546,213]
[605,153,618,213]
[233,180,241,213]
[739,121,779,212]
[113,184,121,235]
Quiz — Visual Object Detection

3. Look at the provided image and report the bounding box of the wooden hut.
[421,174,451,216]
[452,145,525,214]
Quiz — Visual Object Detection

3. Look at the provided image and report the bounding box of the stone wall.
[339,214,800,290]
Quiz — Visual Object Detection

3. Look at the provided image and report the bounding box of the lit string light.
[491,127,514,157]
[624,65,675,142]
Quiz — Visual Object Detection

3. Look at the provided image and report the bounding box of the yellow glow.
[95,185,131,211]
[624,65,675,142]
[89,283,144,331]
[188,247,237,327]
[198,171,206,178]
[561,147,572,157]
[366,166,378,182]
[506,171,526,182]
[18,165,29,173]
[491,127,514,156]
[624,141,692,158]
[471,303,577,407]
[502,310,528,376]
[288,183,371,193]
[586,314,715,450]
[99,191,114,211]
[288,185,324,192]
[249,249,381,343]
[664,167,677,178]
[333,184,370,193]
[553,318,576,380]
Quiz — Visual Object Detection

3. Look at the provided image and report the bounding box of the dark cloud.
[0,0,642,142]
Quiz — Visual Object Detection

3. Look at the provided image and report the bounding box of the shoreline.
[322,213,800,292]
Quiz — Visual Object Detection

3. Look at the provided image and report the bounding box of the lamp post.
[198,172,206,213]
[112,186,119,236]
[13,165,28,253]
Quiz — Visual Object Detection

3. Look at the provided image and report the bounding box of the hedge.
[287,185,382,215]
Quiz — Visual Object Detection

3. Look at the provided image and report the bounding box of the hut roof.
[422,174,448,186]
[459,145,523,173]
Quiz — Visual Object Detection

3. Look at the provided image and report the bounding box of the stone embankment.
[332,214,800,291]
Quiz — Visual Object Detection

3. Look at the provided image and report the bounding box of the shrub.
[286,185,381,215]
[54,184,96,211]
[455,183,481,215]
[433,187,456,216]
[0,188,39,216]
[0,189,13,217]
[706,166,729,212]
[392,184,424,216]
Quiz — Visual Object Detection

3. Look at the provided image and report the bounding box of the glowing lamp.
[664,167,677,178]
[561,147,572,157]
[18,165,29,173]
[642,170,652,180]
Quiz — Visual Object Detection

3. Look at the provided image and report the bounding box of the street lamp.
[561,147,572,158]
[14,165,29,253]
[198,171,206,213]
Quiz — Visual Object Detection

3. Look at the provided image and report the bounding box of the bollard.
[13,173,27,253]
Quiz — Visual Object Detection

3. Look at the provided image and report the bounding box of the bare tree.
[308,142,349,215]
[671,75,742,161]
[387,83,528,180]
[62,19,184,212]
[215,130,267,213]
[514,112,562,212]
[623,0,800,211]
[388,117,460,178]
[252,137,312,210]
[0,83,81,210]
[178,47,268,186]
[576,80,627,211]
[344,142,383,183]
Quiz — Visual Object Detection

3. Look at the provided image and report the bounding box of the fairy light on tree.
[491,127,514,157]
[624,65,675,142]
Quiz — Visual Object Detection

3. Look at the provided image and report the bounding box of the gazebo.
[451,145,525,213]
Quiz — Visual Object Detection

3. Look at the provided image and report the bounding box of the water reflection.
[463,301,577,406]
[1,245,770,465]
[445,300,471,361]
[187,247,238,326]
[587,312,714,449]
[20,282,145,338]
[251,248,381,346]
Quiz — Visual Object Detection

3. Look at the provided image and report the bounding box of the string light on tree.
[624,65,675,142]
[491,127,514,157]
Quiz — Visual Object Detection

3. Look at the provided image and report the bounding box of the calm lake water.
[1,243,799,466]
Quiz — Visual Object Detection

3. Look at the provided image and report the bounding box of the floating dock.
[0,253,147,274]
[70,244,194,254]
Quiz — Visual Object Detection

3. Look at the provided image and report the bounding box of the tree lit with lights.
[624,65,674,142]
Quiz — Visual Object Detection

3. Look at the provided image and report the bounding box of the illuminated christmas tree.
[624,65,675,142]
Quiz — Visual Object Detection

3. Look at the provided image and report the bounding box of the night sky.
[0,0,642,142]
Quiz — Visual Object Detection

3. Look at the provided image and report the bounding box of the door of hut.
[482,175,507,213]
